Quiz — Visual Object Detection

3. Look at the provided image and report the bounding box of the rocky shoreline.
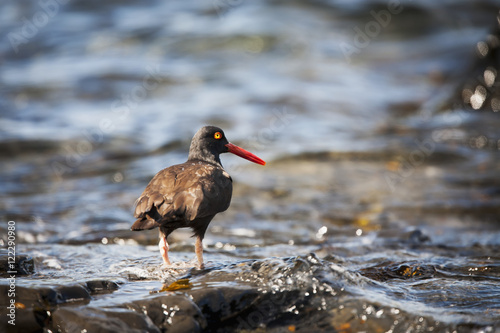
[1,253,496,333]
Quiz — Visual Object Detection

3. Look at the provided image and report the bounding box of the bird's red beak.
[225,143,266,166]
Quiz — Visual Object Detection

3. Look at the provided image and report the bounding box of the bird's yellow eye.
[214,132,222,139]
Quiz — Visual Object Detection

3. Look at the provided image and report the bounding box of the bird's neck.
[188,147,222,166]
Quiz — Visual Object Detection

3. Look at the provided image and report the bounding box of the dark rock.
[329,299,454,333]
[51,307,159,333]
[360,261,437,282]
[0,284,92,333]
[0,252,35,277]
[51,285,92,306]
[0,307,44,333]
[85,280,119,295]
[178,255,344,331]
[189,287,260,326]
[408,229,430,244]
[0,284,91,308]
[126,294,207,333]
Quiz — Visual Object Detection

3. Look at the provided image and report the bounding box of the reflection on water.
[1,0,500,331]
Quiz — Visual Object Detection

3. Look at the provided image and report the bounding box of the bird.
[131,126,266,269]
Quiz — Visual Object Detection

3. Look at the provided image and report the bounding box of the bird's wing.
[133,162,232,223]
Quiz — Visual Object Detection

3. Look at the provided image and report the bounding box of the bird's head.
[188,126,266,166]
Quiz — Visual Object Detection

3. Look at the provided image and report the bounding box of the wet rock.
[359,261,437,282]
[0,283,92,333]
[186,283,318,331]
[0,252,35,277]
[407,229,430,245]
[189,287,260,326]
[231,288,330,331]
[329,299,453,333]
[0,284,91,308]
[51,306,159,333]
[86,280,120,295]
[0,306,44,333]
[50,285,92,306]
[180,255,345,331]
[126,294,206,333]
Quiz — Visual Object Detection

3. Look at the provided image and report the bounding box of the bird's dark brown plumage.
[132,161,233,235]
[130,126,265,268]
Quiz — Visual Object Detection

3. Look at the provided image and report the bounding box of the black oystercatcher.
[131,126,265,269]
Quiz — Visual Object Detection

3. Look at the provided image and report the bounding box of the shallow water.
[1,0,500,332]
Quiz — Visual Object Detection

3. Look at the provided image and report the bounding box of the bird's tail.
[130,216,160,231]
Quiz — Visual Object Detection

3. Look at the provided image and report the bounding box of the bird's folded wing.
[133,163,232,223]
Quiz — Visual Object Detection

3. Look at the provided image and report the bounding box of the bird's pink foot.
[159,236,171,266]
[195,236,205,269]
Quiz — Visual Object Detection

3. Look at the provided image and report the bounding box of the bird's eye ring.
[214,132,222,139]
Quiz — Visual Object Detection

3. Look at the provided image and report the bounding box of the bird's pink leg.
[195,236,205,269]
[159,236,171,266]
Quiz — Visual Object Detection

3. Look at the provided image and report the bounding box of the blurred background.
[1,0,500,328]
